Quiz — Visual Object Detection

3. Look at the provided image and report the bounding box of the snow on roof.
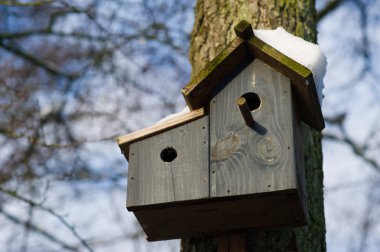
[155,106,190,124]
[254,27,327,104]
[158,27,327,124]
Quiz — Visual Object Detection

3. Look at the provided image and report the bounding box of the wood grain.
[126,60,308,241]
[247,36,324,131]
[117,108,205,158]
[127,116,209,208]
[210,60,297,198]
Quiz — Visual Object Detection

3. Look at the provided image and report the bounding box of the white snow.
[155,106,190,124]
[254,27,327,104]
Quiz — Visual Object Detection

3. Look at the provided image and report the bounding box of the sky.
[1,1,380,251]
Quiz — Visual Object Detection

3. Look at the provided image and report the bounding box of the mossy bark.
[181,1,326,251]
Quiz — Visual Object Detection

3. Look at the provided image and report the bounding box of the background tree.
[0,0,380,251]
[181,1,324,251]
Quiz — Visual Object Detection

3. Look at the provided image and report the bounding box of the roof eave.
[182,21,324,131]
[117,108,205,159]
[181,37,251,110]
[247,36,324,131]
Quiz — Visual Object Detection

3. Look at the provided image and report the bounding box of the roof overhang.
[117,21,325,159]
[181,20,324,131]
[117,108,205,158]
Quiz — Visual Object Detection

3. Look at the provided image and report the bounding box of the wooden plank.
[127,116,209,208]
[247,36,324,131]
[234,20,254,41]
[218,233,247,252]
[181,37,252,110]
[131,189,305,241]
[291,88,308,220]
[229,233,247,252]
[210,60,297,198]
[217,235,230,252]
[117,108,205,158]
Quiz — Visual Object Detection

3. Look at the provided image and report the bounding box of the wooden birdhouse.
[117,20,324,241]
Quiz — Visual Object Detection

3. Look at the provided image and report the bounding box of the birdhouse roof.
[117,21,325,158]
[117,108,205,158]
[182,20,324,131]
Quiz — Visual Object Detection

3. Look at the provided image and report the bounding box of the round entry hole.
[240,92,261,111]
[160,147,177,162]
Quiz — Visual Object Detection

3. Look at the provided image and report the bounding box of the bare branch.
[0,187,94,252]
[324,133,379,172]
[0,126,118,148]
[0,208,80,252]
[317,0,345,22]
[0,40,79,80]
[0,30,111,42]
[0,0,55,7]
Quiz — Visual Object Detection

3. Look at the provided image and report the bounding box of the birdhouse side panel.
[210,59,297,198]
[127,116,209,208]
[292,96,308,218]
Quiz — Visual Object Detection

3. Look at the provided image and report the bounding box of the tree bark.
[181,1,326,251]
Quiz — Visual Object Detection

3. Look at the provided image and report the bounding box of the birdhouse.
[117,20,324,241]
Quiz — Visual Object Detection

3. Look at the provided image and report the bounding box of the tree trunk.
[181,1,326,251]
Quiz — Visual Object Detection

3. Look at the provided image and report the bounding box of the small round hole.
[160,147,177,162]
[240,92,261,111]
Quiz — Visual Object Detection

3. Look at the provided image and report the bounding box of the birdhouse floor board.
[130,189,306,241]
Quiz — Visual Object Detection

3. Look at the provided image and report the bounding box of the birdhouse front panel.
[209,60,306,226]
[210,60,298,198]
[127,116,209,208]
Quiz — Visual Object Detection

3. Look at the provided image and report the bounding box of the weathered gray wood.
[247,37,324,131]
[291,92,308,219]
[127,116,209,207]
[210,60,297,198]
[126,60,307,241]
